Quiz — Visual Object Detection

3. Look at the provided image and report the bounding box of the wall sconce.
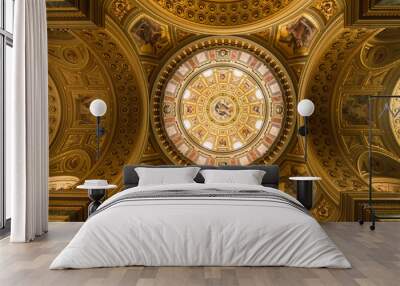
[297,99,315,163]
[89,99,107,160]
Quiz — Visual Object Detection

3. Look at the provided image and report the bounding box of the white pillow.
[200,169,266,185]
[135,167,201,186]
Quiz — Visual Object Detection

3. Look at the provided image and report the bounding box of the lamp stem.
[96,116,100,161]
[304,116,308,163]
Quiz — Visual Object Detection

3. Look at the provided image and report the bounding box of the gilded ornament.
[146,0,294,27]
[48,29,147,190]
[48,76,62,145]
[314,0,337,20]
[345,0,400,27]
[331,28,400,211]
[389,95,400,149]
[313,198,331,219]
[300,27,373,203]
[361,32,400,69]
[136,0,310,34]
[110,0,131,21]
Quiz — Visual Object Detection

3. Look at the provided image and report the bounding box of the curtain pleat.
[9,0,49,242]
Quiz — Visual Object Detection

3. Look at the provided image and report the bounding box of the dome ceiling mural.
[46,0,400,222]
[179,66,269,156]
[152,38,295,166]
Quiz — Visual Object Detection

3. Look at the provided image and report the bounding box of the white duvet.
[50,183,351,269]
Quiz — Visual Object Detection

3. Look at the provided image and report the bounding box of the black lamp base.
[88,189,106,216]
[296,180,313,210]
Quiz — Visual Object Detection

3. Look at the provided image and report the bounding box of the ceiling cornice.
[46,0,105,29]
[345,0,400,27]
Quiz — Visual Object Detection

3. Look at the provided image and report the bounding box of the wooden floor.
[0,222,399,286]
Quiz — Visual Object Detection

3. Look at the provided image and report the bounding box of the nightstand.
[77,181,117,216]
[289,177,321,210]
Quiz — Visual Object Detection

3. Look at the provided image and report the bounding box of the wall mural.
[46,0,400,222]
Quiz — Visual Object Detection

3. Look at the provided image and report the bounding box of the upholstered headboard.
[123,165,280,189]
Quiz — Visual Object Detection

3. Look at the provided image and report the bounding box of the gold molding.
[48,17,149,191]
[103,15,150,170]
[136,0,312,35]
[46,0,105,28]
[49,189,88,221]
[340,191,400,221]
[298,15,376,204]
[345,0,400,27]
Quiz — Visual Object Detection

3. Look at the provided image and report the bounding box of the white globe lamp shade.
[297,99,315,117]
[89,99,107,117]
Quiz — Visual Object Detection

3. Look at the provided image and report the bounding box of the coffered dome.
[138,0,310,34]
[151,37,296,165]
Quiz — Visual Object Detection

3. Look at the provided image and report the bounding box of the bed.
[50,165,351,269]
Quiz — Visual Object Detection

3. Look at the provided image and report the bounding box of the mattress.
[50,183,351,269]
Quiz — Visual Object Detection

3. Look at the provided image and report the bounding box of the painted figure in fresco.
[163,104,175,115]
[135,19,161,43]
[214,99,234,120]
[132,18,169,55]
[218,137,228,148]
[253,105,261,114]
[194,128,206,140]
[185,105,195,114]
[279,17,316,54]
[342,96,369,125]
[240,127,251,139]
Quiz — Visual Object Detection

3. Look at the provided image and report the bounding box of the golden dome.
[151,37,296,165]
[138,0,310,34]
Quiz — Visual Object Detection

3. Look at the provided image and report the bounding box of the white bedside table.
[289,177,321,210]
[77,182,117,216]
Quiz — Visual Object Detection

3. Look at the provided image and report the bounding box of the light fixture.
[297,99,315,163]
[89,99,107,160]
[297,99,315,117]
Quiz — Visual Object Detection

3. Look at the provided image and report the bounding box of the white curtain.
[7,0,49,242]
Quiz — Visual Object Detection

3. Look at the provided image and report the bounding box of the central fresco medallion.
[152,38,295,165]
[180,66,267,154]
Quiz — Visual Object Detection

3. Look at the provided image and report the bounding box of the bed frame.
[123,165,280,189]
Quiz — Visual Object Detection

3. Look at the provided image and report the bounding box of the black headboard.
[123,165,280,189]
